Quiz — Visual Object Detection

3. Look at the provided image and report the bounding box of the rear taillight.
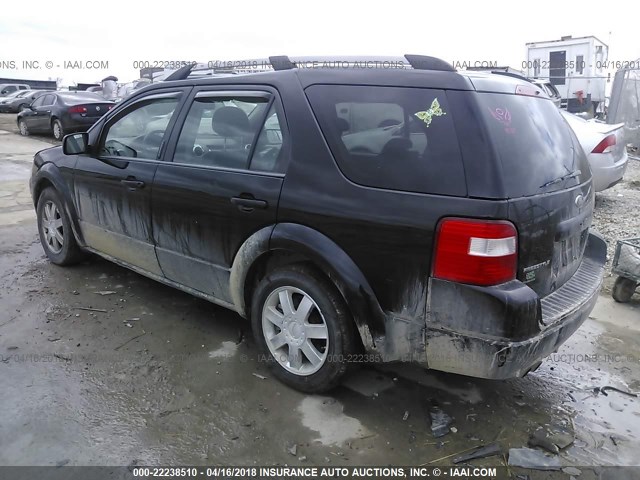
[433,218,518,286]
[591,134,616,154]
[68,105,87,113]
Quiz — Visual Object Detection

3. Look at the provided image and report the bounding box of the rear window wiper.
[539,170,581,189]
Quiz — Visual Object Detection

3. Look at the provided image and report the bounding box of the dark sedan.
[17,92,114,140]
[0,90,50,113]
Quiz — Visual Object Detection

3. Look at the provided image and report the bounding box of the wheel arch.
[229,223,385,352]
[33,165,84,246]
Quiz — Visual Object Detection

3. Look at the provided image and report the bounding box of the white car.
[560,110,628,192]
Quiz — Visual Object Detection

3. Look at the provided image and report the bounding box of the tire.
[52,119,64,141]
[250,264,356,393]
[612,276,637,303]
[18,120,29,136]
[36,188,85,265]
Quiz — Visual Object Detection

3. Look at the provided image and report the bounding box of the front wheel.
[612,276,637,303]
[18,120,29,136]
[36,188,85,265]
[52,119,65,141]
[251,265,356,392]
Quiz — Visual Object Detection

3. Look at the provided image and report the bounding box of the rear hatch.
[477,92,594,300]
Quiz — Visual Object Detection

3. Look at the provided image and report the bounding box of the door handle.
[230,196,268,212]
[121,179,145,191]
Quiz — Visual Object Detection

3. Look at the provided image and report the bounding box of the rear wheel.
[36,188,85,265]
[612,276,637,303]
[52,119,64,141]
[251,265,355,392]
[18,120,29,136]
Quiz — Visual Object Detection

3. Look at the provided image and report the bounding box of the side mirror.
[63,132,89,155]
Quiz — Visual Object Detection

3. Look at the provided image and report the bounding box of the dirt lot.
[0,113,639,477]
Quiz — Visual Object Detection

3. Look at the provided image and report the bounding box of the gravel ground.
[592,157,640,291]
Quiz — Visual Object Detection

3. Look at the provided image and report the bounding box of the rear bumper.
[422,231,606,379]
[62,114,103,131]
[591,151,628,192]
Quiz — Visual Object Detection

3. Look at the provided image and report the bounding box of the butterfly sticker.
[414,98,446,127]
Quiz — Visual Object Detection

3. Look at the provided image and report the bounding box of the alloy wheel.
[262,286,329,376]
[41,201,64,254]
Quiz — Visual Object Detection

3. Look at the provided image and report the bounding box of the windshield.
[478,93,590,196]
[3,90,25,99]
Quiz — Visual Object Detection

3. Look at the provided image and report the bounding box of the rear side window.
[477,93,590,197]
[306,85,466,196]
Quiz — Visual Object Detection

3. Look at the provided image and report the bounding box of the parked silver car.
[561,110,628,192]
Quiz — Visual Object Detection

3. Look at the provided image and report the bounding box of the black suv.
[30,55,606,392]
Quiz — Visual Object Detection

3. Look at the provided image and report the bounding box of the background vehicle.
[560,110,628,191]
[29,55,606,392]
[532,80,562,107]
[18,91,114,140]
[0,89,49,113]
[611,237,640,303]
[0,83,30,97]
[0,90,30,112]
[117,78,151,101]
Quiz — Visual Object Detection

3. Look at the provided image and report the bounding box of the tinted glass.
[306,85,466,195]
[174,96,269,169]
[477,93,590,196]
[100,97,180,160]
[31,96,45,107]
[41,94,56,106]
[59,92,105,102]
[250,104,285,173]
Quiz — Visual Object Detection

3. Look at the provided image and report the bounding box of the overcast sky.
[1,0,639,86]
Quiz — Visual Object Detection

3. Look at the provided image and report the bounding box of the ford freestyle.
[29,55,606,392]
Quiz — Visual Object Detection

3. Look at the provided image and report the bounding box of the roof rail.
[404,54,455,72]
[269,55,296,71]
[163,63,198,81]
[160,54,456,81]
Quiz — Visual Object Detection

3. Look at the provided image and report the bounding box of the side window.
[306,85,465,196]
[100,96,180,160]
[31,96,45,107]
[250,103,285,172]
[42,95,56,106]
[174,95,270,169]
[19,86,28,90]
[576,55,584,75]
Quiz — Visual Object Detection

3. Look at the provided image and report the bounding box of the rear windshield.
[306,85,466,196]
[477,93,590,196]
[60,92,106,102]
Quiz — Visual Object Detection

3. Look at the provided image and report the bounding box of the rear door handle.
[121,179,145,191]
[230,196,267,212]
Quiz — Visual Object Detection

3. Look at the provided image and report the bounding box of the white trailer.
[525,35,609,112]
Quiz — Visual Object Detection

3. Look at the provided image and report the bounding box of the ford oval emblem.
[575,194,584,208]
